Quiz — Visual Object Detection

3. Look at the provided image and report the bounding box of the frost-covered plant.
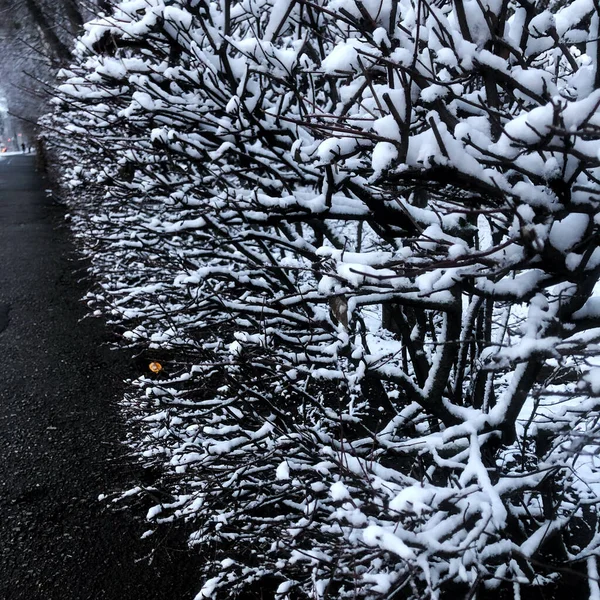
[49,0,600,598]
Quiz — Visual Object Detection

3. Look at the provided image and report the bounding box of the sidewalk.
[0,154,200,599]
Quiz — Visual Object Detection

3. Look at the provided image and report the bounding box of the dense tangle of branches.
[48,0,600,598]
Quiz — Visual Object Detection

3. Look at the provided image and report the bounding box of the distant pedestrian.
[21,143,25,153]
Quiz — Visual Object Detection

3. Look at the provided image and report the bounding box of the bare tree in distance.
[0,0,93,136]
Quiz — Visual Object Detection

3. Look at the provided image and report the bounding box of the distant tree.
[0,0,90,135]
[49,0,600,598]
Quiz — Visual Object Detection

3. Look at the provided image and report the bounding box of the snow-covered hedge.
[49,0,600,598]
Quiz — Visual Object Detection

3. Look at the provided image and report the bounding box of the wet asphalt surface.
[0,154,200,599]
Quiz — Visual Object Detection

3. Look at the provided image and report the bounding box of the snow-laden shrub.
[49,0,600,597]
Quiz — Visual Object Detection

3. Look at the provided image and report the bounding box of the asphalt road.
[0,154,200,599]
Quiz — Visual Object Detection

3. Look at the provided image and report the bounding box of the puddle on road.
[0,303,10,334]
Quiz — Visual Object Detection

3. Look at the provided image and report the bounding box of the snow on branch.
[46,0,600,597]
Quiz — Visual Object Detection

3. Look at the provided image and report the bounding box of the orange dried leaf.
[149,361,163,373]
